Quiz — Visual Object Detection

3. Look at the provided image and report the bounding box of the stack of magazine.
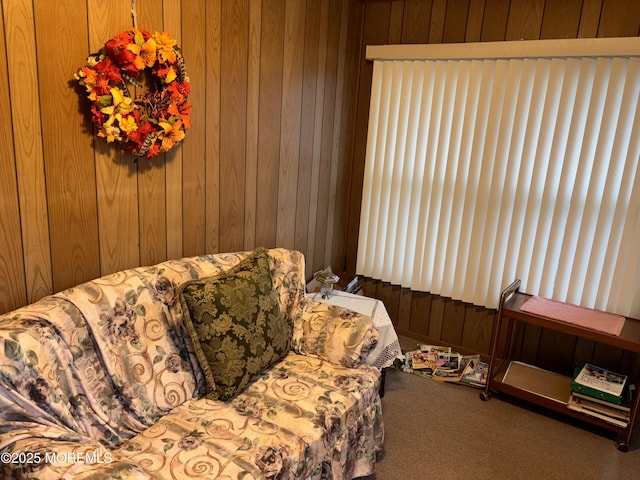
[406,345,488,388]
[568,363,633,428]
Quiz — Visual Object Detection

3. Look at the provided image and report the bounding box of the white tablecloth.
[306,291,403,368]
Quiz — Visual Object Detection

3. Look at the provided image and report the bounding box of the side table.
[306,290,403,395]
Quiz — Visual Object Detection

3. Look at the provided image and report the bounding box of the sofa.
[0,248,383,479]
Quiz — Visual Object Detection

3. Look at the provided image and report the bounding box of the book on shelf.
[567,394,630,428]
[571,390,633,413]
[568,393,630,420]
[571,363,627,404]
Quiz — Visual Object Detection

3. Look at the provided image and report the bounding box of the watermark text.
[1,450,113,465]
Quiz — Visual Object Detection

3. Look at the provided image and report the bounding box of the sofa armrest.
[292,299,379,367]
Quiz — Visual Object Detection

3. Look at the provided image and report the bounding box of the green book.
[570,363,626,405]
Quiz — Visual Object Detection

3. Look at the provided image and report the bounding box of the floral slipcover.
[0,249,382,479]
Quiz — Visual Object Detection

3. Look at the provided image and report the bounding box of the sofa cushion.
[294,301,379,368]
[179,248,291,400]
[116,352,383,479]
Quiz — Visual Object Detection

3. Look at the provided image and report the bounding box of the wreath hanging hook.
[131,0,138,28]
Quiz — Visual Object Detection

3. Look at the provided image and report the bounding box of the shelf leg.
[480,391,491,401]
[482,279,520,403]
[616,440,629,453]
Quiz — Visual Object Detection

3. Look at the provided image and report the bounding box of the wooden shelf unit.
[481,279,640,452]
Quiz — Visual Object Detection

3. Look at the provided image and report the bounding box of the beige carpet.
[365,341,640,480]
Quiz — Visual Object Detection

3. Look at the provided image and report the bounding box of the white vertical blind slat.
[598,61,640,301]
[564,58,610,304]
[528,58,575,297]
[442,60,473,297]
[508,59,556,292]
[400,62,429,286]
[452,60,494,301]
[372,62,400,279]
[356,61,382,275]
[409,62,437,290]
[584,58,629,308]
[420,61,449,291]
[377,62,405,279]
[390,62,417,284]
[434,60,464,295]
[462,59,508,303]
[613,164,640,314]
[547,57,594,301]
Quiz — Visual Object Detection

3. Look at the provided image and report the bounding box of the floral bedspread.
[0,249,382,479]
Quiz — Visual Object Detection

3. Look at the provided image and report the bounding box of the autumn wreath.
[75,29,191,161]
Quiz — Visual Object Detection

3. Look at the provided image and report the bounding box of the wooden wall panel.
[345,0,390,276]
[219,0,248,253]
[294,0,321,267]
[4,0,52,303]
[0,7,26,312]
[598,0,640,37]
[182,0,207,257]
[327,0,352,271]
[397,288,414,332]
[408,292,431,336]
[441,300,466,345]
[540,0,583,39]
[34,0,98,293]
[137,0,167,266]
[461,305,493,354]
[138,156,167,266]
[377,281,401,326]
[163,0,183,260]
[578,0,603,38]
[245,0,259,251]
[313,0,341,270]
[465,0,486,42]
[277,0,306,249]
[305,0,330,277]
[88,0,140,275]
[389,0,405,44]
[401,0,432,43]
[256,0,284,248]
[428,0,447,43]
[206,0,222,255]
[505,0,545,40]
[442,0,470,43]
[330,0,364,273]
[481,0,510,41]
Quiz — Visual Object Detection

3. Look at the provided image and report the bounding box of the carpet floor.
[365,339,640,480]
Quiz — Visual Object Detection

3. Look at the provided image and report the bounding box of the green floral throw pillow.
[179,248,291,400]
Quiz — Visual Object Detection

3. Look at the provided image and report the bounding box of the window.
[358,38,640,317]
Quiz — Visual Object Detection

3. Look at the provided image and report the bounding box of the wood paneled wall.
[345,0,640,373]
[0,0,363,314]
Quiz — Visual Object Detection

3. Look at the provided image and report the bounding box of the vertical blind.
[357,38,640,318]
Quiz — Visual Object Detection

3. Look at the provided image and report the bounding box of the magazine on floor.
[405,345,487,388]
